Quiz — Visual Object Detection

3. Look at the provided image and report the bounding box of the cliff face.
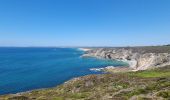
[83,47,170,70]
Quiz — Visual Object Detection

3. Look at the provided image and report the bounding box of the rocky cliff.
[83,46,170,70]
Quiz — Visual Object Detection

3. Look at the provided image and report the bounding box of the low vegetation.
[129,66,170,78]
[0,66,170,100]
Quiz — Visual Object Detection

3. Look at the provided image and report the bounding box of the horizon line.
[0,44,169,48]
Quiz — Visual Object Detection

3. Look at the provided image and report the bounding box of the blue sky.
[0,0,170,47]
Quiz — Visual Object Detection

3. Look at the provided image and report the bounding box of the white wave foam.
[89,68,104,72]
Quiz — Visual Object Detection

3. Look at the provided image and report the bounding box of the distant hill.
[164,44,170,46]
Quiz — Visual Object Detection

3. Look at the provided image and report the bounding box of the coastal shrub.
[75,83,82,88]
[137,96,153,100]
[145,84,157,91]
[70,92,89,99]
[157,91,170,98]
[136,88,148,94]
[145,80,170,91]
[160,81,170,88]
[8,96,29,100]
[126,90,143,97]
[53,97,64,100]
[116,88,149,98]
[37,96,46,100]
[112,82,128,90]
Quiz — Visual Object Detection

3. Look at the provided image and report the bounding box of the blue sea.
[0,47,127,95]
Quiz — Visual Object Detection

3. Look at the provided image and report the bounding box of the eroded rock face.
[82,48,170,70]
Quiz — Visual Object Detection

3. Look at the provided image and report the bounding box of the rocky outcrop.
[82,47,170,70]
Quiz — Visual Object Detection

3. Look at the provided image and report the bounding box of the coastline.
[81,48,138,72]
[0,46,170,99]
[90,66,133,73]
[1,66,169,100]
[80,49,133,73]
[82,47,170,71]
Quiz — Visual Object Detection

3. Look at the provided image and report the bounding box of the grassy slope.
[0,66,169,100]
[129,66,170,78]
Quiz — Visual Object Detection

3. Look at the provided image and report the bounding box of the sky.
[0,0,170,47]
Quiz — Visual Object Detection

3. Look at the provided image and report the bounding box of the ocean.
[0,47,127,95]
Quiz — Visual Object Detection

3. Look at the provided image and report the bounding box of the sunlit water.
[0,47,127,95]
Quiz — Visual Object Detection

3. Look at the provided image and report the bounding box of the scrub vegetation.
[0,66,170,100]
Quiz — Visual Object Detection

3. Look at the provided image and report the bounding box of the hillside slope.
[0,66,170,100]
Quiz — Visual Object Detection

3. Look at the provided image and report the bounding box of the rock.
[85,81,94,87]
[83,47,170,71]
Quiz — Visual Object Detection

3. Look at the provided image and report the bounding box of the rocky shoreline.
[90,66,133,73]
[82,46,170,71]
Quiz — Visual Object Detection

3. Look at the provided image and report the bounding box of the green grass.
[69,92,90,99]
[134,71,170,78]
[53,97,64,100]
[128,67,170,78]
[157,91,170,98]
